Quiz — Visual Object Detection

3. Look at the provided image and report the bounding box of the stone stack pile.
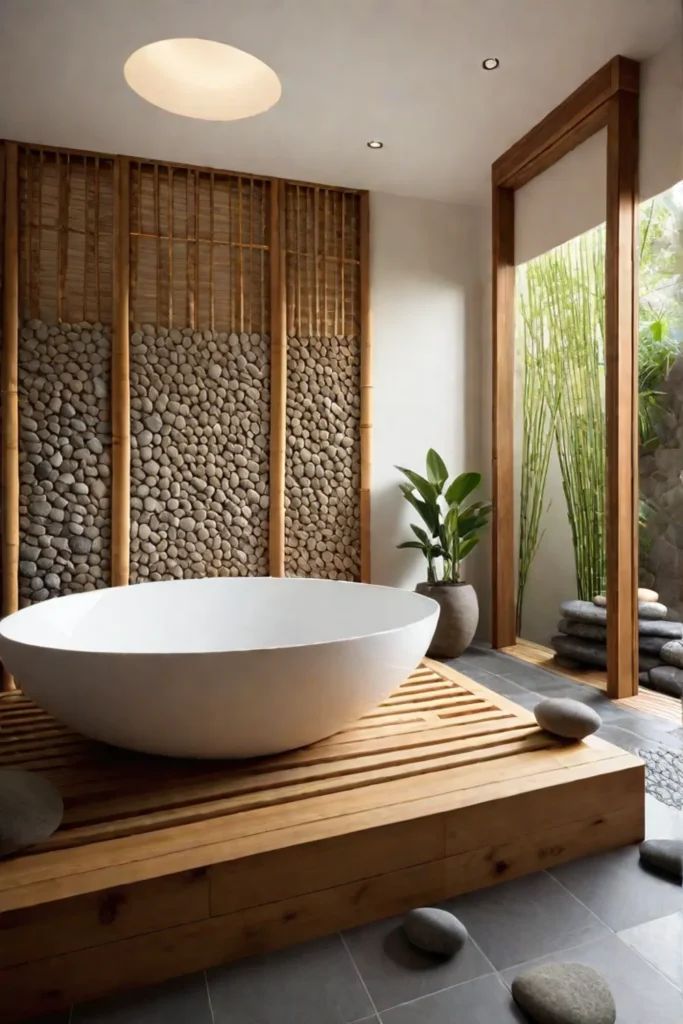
[551,587,683,697]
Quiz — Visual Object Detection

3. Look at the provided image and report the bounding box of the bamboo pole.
[111,156,130,587]
[268,179,286,577]
[2,142,19,690]
[359,191,372,583]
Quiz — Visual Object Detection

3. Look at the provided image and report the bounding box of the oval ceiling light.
[482,57,500,70]
[366,140,384,149]
[124,38,281,121]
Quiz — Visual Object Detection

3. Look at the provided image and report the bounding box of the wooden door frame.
[491,56,640,699]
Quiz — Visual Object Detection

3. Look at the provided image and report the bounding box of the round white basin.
[0,577,438,758]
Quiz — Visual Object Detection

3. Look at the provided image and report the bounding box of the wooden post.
[1,142,19,690]
[359,191,372,584]
[491,184,516,648]
[605,85,639,698]
[268,179,286,577]
[111,157,130,587]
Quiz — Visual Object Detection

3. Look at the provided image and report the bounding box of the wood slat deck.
[0,659,644,1021]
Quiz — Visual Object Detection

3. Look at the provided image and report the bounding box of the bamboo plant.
[396,449,491,583]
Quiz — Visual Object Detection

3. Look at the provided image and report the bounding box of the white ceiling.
[0,0,679,204]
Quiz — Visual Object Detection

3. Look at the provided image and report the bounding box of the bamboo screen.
[16,147,114,605]
[127,163,271,581]
[283,184,361,579]
[1,139,366,631]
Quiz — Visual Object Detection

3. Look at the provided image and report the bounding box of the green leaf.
[445,472,481,506]
[425,449,448,490]
[457,514,490,536]
[458,535,480,560]
[397,541,424,550]
[410,524,430,544]
[396,466,438,504]
[402,489,440,536]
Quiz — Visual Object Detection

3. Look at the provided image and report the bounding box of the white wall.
[369,193,487,608]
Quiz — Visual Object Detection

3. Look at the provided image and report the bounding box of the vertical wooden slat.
[1,142,19,689]
[94,158,100,324]
[209,172,215,332]
[111,157,130,588]
[605,85,639,698]
[269,179,286,577]
[491,184,516,648]
[359,191,372,584]
[167,166,173,329]
[193,169,199,330]
[238,177,244,333]
[56,152,70,322]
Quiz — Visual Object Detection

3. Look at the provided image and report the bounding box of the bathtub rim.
[0,576,440,658]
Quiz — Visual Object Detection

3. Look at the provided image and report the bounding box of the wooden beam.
[111,157,130,587]
[491,184,516,648]
[268,179,286,577]
[605,85,639,698]
[1,142,19,691]
[359,191,372,583]
[493,56,639,188]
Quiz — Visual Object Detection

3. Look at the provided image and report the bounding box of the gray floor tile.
[619,912,683,992]
[551,843,683,930]
[645,793,683,838]
[501,933,683,1023]
[444,872,609,969]
[380,973,525,1024]
[448,662,534,697]
[207,934,373,1024]
[71,972,211,1024]
[343,911,492,1012]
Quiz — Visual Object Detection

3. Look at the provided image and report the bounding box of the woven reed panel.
[129,163,269,333]
[128,163,271,581]
[283,185,361,580]
[16,147,114,604]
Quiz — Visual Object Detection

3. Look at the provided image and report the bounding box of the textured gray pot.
[415,582,479,658]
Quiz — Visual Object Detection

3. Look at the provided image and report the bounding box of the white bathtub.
[0,577,438,758]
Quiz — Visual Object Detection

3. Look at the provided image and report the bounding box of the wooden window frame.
[491,56,640,699]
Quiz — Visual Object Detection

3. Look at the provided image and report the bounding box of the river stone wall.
[284,335,360,580]
[129,325,270,581]
[640,356,683,621]
[18,319,112,606]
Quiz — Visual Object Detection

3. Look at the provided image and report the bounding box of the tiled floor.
[28,647,683,1024]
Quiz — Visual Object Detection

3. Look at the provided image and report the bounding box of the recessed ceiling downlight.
[367,140,384,149]
[124,38,281,121]
[482,57,500,70]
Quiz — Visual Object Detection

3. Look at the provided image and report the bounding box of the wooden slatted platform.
[0,659,644,1021]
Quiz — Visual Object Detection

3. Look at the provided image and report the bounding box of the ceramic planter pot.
[415,582,479,658]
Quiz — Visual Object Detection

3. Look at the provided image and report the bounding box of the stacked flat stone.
[551,588,683,697]
[129,325,270,581]
[284,335,360,580]
[639,356,683,623]
[18,319,112,605]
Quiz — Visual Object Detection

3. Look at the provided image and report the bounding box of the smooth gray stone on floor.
[592,594,607,607]
[639,634,668,655]
[511,962,616,1024]
[0,769,63,856]
[560,600,607,626]
[639,671,651,685]
[638,587,659,602]
[647,665,683,698]
[534,698,601,740]
[660,639,683,669]
[638,601,669,620]
[558,618,607,642]
[402,907,468,956]
[639,619,683,638]
[639,839,683,881]
[552,634,607,668]
[638,652,665,672]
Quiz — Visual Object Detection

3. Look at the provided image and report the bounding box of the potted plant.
[396,449,491,658]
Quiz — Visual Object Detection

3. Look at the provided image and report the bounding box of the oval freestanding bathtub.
[0,577,438,758]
